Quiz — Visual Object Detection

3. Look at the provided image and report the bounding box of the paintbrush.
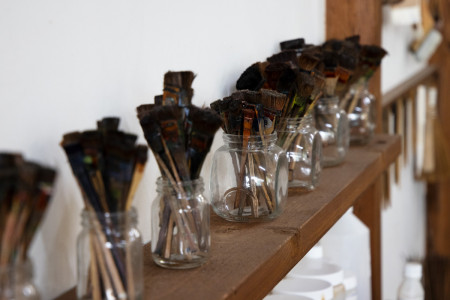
[279,38,306,53]
[61,117,148,299]
[0,153,56,267]
[163,71,195,106]
[236,62,266,91]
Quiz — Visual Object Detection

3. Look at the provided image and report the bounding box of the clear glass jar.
[346,82,376,145]
[77,207,143,300]
[151,177,209,269]
[315,96,349,167]
[0,260,39,300]
[210,133,289,222]
[277,116,322,190]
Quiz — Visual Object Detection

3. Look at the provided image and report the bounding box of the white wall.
[0,1,325,298]
[381,5,427,300]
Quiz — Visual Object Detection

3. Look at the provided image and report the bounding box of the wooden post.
[326,1,383,299]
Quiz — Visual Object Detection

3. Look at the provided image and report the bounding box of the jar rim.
[156,176,204,187]
[81,206,138,219]
[318,95,339,102]
[222,132,277,143]
[280,115,313,122]
[0,259,33,275]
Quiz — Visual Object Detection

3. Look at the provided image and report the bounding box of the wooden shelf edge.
[382,64,438,108]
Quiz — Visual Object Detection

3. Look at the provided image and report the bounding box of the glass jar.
[210,133,289,222]
[277,116,322,190]
[345,82,376,145]
[77,207,143,300]
[151,177,209,269]
[315,96,349,167]
[0,260,39,300]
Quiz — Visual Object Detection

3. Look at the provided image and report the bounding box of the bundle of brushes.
[338,39,388,114]
[60,117,148,300]
[210,89,288,219]
[0,153,56,266]
[235,44,326,182]
[137,70,222,264]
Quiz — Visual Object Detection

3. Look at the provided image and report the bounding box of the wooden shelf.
[57,134,401,300]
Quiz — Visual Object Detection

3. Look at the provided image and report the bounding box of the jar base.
[288,180,316,191]
[152,254,208,269]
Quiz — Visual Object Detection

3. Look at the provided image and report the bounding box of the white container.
[288,245,345,300]
[320,208,371,300]
[343,271,357,300]
[264,293,313,300]
[397,262,424,300]
[272,278,333,300]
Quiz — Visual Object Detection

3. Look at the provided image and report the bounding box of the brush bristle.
[267,50,298,66]
[279,38,305,52]
[236,63,265,91]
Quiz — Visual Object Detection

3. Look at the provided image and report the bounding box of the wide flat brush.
[186,107,222,179]
[236,63,266,91]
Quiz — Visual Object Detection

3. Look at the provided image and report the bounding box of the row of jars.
[3,89,374,299]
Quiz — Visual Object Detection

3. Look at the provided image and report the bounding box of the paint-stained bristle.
[279,38,305,52]
[345,35,360,44]
[260,89,287,111]
[298,53,320,72]
[296,72,315,98]
[361,45,388,65]
[154,95,163,105]
[236,63,265,91]
[267,50,298,66]
[136,104,155,120]
[97,117,120,132]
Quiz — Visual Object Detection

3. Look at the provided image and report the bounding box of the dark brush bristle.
[260,89,287,112]
[279,38,305,52]
[154,95,163,105]
[345,35,360,44]
[298,53,321,72]
[97,117,120,132]
[264,62,292,91]
[236,63,265,91]
[360,45,388,65]
[187,107,222,178]
[136,104,156,120]
[267,50,298,66]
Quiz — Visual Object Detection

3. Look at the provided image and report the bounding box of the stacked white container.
[320,207,371,299]
[287,245,346,300]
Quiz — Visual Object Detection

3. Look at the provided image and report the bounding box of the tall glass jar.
[345,82,376,145]
[315,96,349,167]
[0,260,39,300]
[210,133,289,222]
[77,207,143,300]
[151,177,209,269]
[277,115,322,190]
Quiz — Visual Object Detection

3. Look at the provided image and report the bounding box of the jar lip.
[280,115,313,122]
[156,176,204,187]
[222,132,277,143]
[81,206,138,219]
[318,95,339,102]
[0,259,33,273]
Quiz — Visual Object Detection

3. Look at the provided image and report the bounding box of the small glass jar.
[210,133,289,222]
[77,207,143,300]
[346,82,376,145]
[151,177,209,269]
[277,116,322,190]
[315,96,349,167]
[0,260,39,300]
